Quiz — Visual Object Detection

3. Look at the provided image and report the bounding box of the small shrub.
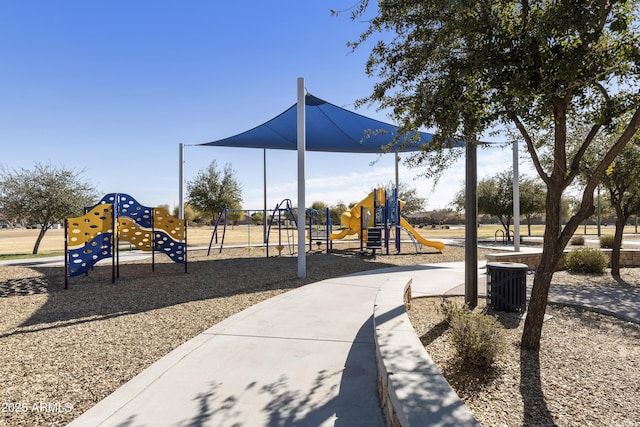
[570,235,585,246]
[599,235,615,249]
[565,248,608,274]
[439,298,466,324]
[449,311,505,368]
[440,299,506,368]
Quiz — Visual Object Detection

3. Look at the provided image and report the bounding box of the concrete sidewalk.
[66,261,639,426]
[68,262,481,426]
[0,250,152,267]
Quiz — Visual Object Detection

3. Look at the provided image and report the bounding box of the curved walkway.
[68,262,639,426]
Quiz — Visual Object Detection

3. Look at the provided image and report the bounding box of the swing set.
[207,199,333,256]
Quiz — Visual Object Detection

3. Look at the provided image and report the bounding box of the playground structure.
[207,202,297,256]
[207,189,443,257]
[208,199,333,256]
[330,188,445,254]
[65,193,187,288]
[265,199,297,256]
[208,199,324,256]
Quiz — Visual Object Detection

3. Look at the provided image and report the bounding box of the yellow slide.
[399,217,445,251]
[329,188,445,252]
[329,190,381,241]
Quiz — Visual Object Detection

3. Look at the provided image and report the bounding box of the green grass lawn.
[0,251,65,261]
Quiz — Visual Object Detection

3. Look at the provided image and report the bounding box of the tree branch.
[506,110,550,184]
[567,123,603,181]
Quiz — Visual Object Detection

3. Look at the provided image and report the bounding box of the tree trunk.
[518,85,640,351]
[522,183,596,349]
[32,226,49,254]
[499,216,511,242]
[611,204,626,278]
[521,202,563,349]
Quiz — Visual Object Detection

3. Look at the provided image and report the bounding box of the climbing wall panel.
[117,193,153,228]
[66,193,187,285]
[67,233,113,277]
[67,204,113,246]
[155,231,186,263]
[153,207,186,263]
[118,217,153,251]
[66,204,114,277]
[153,207,185,240]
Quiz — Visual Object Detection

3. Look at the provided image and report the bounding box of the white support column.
[179,143,184,219]
[297,78,306,278]
[263,148,268,246]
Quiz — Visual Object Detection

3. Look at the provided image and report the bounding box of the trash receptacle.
[486,262,527,313]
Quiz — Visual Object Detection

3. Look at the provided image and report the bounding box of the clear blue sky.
[0,1,524,213]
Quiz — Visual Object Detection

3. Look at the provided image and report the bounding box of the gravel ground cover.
[408,269,640,427]
[0,244,458,427]
[1,236,639,426]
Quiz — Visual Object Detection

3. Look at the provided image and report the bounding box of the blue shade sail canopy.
[199,94,433,153]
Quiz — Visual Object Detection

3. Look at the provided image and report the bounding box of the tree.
[519,177,547,236]
[453,170,546,239]
[329,202,348,226]
[380,181,426,214]
[172,203,198,224]
[576,120,640,276]
[348,0,640,349]
[479,171,514,241]
[453,171,514,240]
[0,163,98,254]
[598,140,640,276]
[250,211,263,225]
[186,160,242,223]
[227,210,245,228]
[311,201,328,224]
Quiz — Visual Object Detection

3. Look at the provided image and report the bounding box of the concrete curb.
[373,276,480,427]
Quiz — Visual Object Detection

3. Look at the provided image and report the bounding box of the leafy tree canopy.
[310,201,328,224]
[0,163,98,253]
[453,169,514,238]
[250,211,264,225]
[347,0,640,349]
[329,202,348,226]
[578,123,640,275]
[186,160,242,223]
[173,203,200,223]
[380,181,426,214]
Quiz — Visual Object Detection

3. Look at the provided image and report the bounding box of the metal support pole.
[179,143,184,219]
[326,207,331,251]
[597,185,601,237]
[465,139,478,308]
[64,219,69,289]
[296,78,306,278]
[395,153,400,192]
[263,148,268,249]
[513,140,520,251]
[308,210,312,252]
